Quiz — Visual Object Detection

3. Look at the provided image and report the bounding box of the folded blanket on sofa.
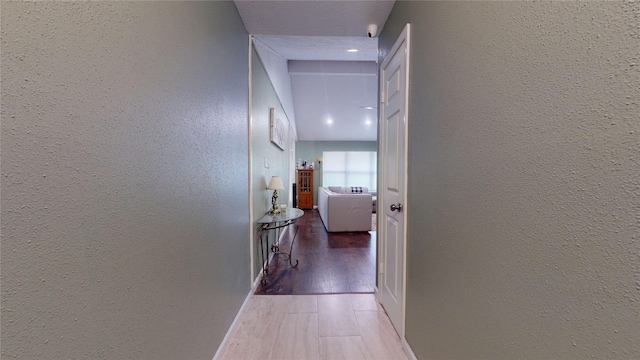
[327,186,369,194]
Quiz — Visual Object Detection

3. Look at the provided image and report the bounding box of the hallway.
[219,293,407,360]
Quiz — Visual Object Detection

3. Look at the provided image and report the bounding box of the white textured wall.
[380,1,639,359]
[1,2,249,359]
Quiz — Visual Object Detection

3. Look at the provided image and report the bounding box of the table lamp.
[267,176,284,213]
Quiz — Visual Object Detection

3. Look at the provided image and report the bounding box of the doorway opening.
[250,36,379,295]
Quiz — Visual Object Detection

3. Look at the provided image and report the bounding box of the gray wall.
[1,2,250,359]
[296,141,377,205]
[251,46,292,278]
[380,2,639,359]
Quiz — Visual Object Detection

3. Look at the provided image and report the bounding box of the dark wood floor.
[255,209,376,295]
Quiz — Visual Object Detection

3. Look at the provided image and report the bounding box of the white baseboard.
[211,286,254,360]
[213,225,293,359]
[213,270,265,360]
[373,287,416,360]
[402,337,418,360]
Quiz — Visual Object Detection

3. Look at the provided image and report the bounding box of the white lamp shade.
[267,176,284,190]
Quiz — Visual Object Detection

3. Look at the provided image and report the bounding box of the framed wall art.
[269,107,285,150]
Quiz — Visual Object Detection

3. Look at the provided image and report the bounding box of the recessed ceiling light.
[347,49,358,53]
[327,119,333,125]
[365,120,372,125]
[359,106,377,110]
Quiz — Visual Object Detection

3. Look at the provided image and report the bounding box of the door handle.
[390,203,403,212]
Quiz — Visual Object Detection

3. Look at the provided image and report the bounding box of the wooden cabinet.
[297,169,314,209]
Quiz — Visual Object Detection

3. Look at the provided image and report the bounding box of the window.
[322,151,377,191]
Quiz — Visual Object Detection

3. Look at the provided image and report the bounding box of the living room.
[249,36,379,294]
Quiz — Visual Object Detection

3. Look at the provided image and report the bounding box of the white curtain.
[322,151,377,191]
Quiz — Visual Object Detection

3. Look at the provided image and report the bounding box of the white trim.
[401,22,411,343]
[211,288,254,360]
[402,338,418,360]
[251,36,288,62]
[247,35,255,286]
[289,72,376,77]
[375,285,415,360]
[212,223,294,360]
[251,261,266,290]
[212,265,270,360]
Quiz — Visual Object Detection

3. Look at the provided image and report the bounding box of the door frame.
[376,23,410,338]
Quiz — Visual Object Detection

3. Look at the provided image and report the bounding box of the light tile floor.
[220,294,408,360]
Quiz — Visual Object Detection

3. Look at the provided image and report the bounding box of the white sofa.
[318,186,372,232]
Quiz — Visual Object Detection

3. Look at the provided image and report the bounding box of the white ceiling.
[234,1,395,38]
[234,0,396,141]
[253,35,378,62]
[290,61,378,141]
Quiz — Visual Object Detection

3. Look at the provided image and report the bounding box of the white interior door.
[378,24,410,338]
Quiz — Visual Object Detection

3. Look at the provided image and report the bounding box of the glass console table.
[256,208,304,285]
